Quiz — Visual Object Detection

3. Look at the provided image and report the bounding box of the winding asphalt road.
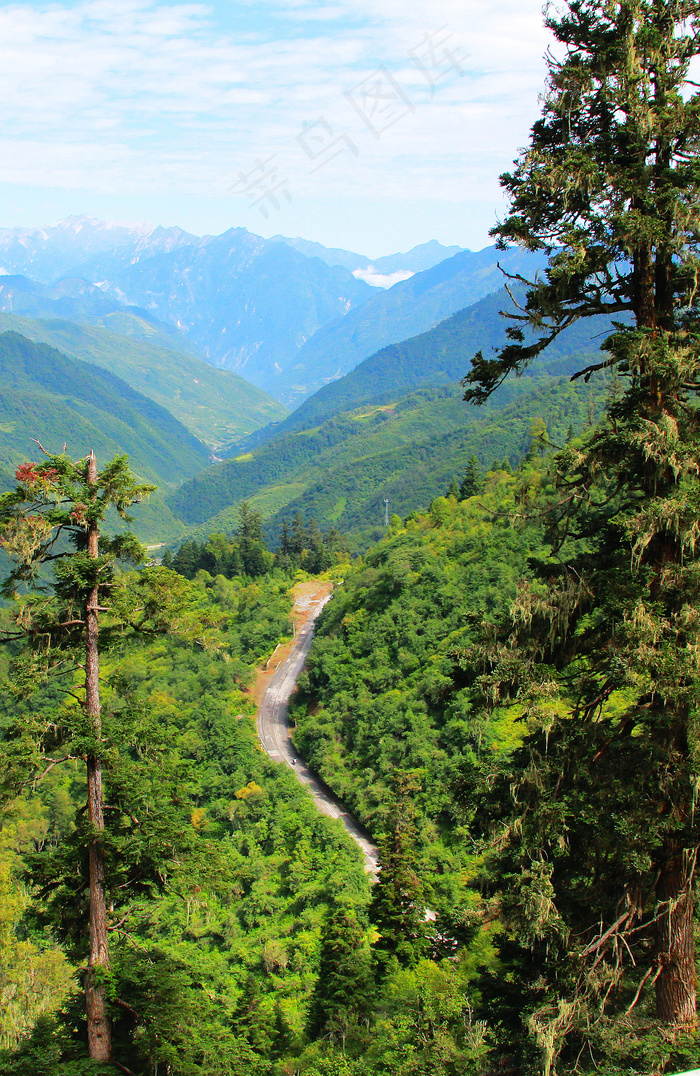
[256,595,379,876]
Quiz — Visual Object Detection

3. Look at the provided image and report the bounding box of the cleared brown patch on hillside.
[248,579,332,707]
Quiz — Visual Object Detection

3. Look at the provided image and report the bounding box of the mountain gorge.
[0,216,614,554]
[4,0,700,1071]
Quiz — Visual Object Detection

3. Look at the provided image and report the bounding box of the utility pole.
[384,499,389,526]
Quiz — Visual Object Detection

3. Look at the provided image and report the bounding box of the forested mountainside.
[4,444,696,1075]
[169,370,604,549]
[0,563,372,1075]
[0,332,208,486]
[0,314,287,451]
[290,463,547,834]
[0,331,217,542]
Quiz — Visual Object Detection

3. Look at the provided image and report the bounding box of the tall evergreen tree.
[236,501,268,577]
[458,455,484,500]
[290,511,308,561]
[461,0,700,1061]
[0,451,153,1062]
[370,774,428,978]
[308,904,373,1044]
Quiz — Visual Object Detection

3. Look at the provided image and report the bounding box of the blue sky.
[0,0,551,256]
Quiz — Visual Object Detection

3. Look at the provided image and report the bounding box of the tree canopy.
[460,0,700,1068]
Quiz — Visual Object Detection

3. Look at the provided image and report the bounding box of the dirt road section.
[249,580,332,707]
[254,581,379,877]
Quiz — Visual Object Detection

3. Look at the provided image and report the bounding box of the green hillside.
[169,373,605,547]
[0,314,287,450]
[270,246,552,405]
[0,332,216,541]
[168,279,618,546]
[262,285,617,441]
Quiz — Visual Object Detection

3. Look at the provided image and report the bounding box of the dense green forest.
[0,450,506,1076]
[169,374,605,550]
[0,456,371,1074]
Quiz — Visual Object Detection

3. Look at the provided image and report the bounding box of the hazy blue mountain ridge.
[263,285,614,439]
[167,277,610,541]
[0,216,154,283]
[267,236,465,274]
[85,229,375,387]
[0,274,195,353]
[268,245,552,406]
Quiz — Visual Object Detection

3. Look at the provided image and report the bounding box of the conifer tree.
[308,904,373,1044]
[370,774,428,978]
[462,0,700,1059]
[0,450,153,1062]
[236,501,268,577]
[458,455,484,500]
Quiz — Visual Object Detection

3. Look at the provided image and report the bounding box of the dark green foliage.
[457,0,700,1067]
[167,503,274,581]
[236,502,270,577]
[276,513,347,574]
[457,456,483,500]
[370,779,428,977]
[307,905,373,1041]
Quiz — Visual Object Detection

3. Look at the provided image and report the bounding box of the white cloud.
[352,267,414,288]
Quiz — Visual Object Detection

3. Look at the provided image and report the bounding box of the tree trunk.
[655,841,697,1025]
[84,450,111,1062]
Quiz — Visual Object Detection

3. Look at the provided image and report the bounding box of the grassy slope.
[0,313,287,450]
[0,331,216,542]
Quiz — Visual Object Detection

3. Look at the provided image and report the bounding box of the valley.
[3,42,700,1069]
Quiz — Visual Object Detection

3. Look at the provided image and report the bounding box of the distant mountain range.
[268,235,465,281]
[0,216,615,550]
[0,217,156,282]
[0,216,463,285]
[0,218,472,401]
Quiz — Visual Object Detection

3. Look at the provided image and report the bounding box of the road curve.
[256,594,379,876]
